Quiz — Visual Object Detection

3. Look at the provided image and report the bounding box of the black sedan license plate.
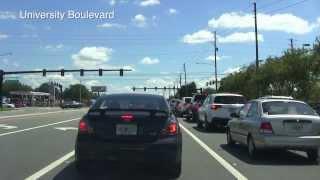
[116,124,137,136]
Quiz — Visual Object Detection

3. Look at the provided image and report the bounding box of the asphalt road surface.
[0,108,319,180]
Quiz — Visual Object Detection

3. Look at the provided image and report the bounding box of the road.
[0,108,319,180]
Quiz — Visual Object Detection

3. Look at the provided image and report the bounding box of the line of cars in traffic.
[73,92,319,178]
[171,93,320,163]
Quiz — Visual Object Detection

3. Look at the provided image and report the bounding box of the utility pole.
[253,1,260,97]
[214,31,218,91]
[289,38,294,52]
[183,63,187,86]
[179,73,182,88]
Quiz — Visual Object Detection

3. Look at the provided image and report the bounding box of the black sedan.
[75,93,182,178]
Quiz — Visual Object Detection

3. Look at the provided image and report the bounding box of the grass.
[0,107,10,112]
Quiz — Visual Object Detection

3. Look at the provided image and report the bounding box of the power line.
[263,0,310,14]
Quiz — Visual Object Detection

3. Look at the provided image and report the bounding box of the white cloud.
[72,47,113,69]
[140,0,160,7]
[0,32,8,40]
[208,12,317,35]
[206,55,230,61]
[223,66,241,74]
[109,0,129,6]
[218,32,264,43]
[0,11,16,19]
[140,57,160,65]
[97,22,126,29]
[168,8,178,15]
[182,30,214,44]
[109,0,116,6]
[132,14,147,27]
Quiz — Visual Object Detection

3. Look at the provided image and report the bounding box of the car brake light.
[211,104,222,110]
[78,120,88,133]
[260,122,273,134]
[121,113,134,122]
[161,122,178,136]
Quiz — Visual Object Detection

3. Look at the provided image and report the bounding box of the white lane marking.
[0,109,85,120]
[0,118,80,137]
[25,151,75,180]
[54,127,78,131]
[179,124,248,180]
[0,124,18,130]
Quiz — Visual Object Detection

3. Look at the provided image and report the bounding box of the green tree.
[63,84,91,102]
[2,80,33,96]
[176,82,197,97]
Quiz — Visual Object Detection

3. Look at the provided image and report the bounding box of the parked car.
[2,102,15,108]
[187,94,207,122]
[227,96,320,162]
[61,100,83,109]
[75,93,182,178]
[198,93,246,130]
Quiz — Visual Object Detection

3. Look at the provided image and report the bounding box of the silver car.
[227,97,320,162]
[198,93,246,131]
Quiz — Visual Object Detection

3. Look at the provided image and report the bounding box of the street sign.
[91,86,107,92]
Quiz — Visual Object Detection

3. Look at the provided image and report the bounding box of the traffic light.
[99,69,103,76]
[155,87,158,91]
[61,69,64,76]
[200,88,203,94]
[42,69,46,77]
[80,69,84,76]
[133,87,136,91]
[173,86,175,90]
[209,81,212,85]
[211,81,215,85]
[164,86,166,91]
[120,69,123,77]
[144,87,146,91]
[206,82,209,86]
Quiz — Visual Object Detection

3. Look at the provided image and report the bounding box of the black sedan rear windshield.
[262,101,317,116]
[214,96,246,104]
[92,95,169,111]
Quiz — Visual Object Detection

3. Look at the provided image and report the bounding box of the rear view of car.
[227,98,320,162]
[75,93,182,178]
[189,94,207,121]
[198,93,246,130]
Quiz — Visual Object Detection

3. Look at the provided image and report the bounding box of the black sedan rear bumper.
[75,135,182,165]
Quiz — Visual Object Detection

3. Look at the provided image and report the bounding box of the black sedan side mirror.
[231,112,240,118]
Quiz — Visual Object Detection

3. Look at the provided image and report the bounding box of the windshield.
[262,101,317,116]
[93,95,169,111]
[214,96,246,104]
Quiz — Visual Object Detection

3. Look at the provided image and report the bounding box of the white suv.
[198,93,246,131]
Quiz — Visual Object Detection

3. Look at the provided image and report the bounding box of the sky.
[0,0,319,95]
